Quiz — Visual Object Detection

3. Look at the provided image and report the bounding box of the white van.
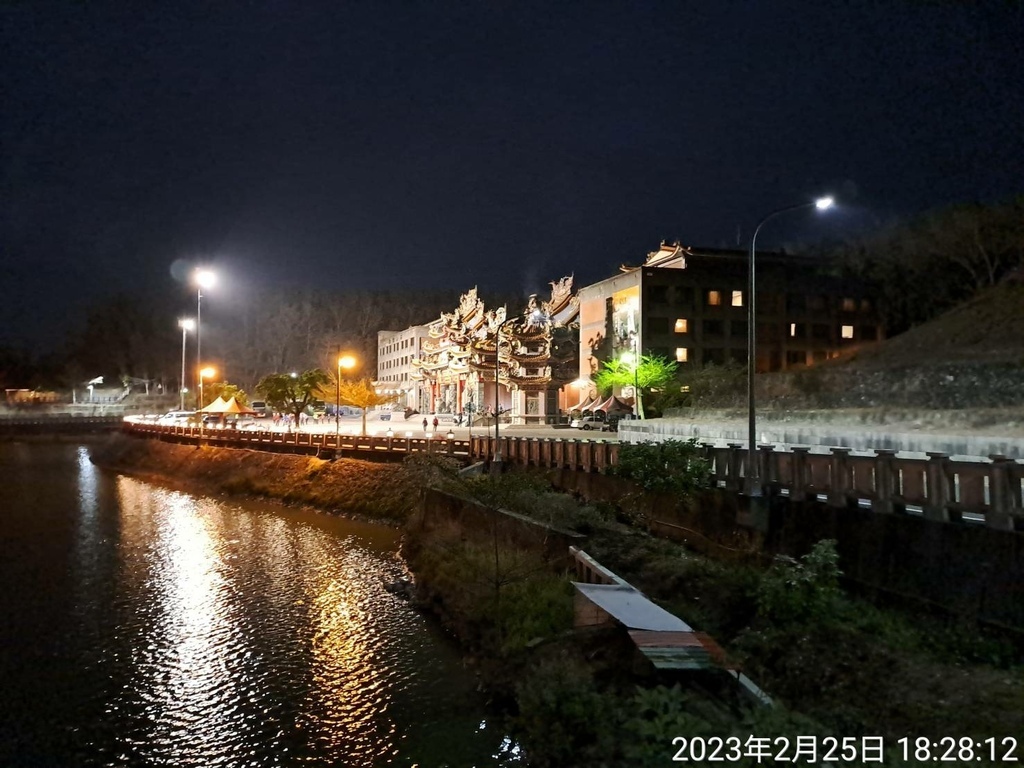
[159,410,195,425]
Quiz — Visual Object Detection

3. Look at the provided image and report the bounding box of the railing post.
[789,447,810,502]
[987,454,1020,531]
[872,449,897,514]
[827,447,852,508]
[726,442,744,493]
[924,452,951,522]
[758,444,777,494]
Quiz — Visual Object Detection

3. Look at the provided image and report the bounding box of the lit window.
[842,298,856,312]
[707,290,721,306]
[675,348,688,362]
[731,290,743,307]
[790,323,797,337]
[841,325,854,339]
[674,318,688,333]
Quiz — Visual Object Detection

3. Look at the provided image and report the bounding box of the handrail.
[120,421,1022,530]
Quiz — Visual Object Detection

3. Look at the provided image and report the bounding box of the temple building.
[578,242,883,383]
[408,279,580,424]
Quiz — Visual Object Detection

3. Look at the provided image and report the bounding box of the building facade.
[579,242,883,381]
[410,281,580,424]
[376,324,431,412]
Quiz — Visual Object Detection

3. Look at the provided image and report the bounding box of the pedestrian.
[432,416,438,431]
[422,417,428,432]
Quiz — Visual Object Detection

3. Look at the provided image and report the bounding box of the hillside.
[838,279,1024,369]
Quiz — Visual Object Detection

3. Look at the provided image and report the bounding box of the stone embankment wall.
[621,414,1024,459]
[762,362,1024,410]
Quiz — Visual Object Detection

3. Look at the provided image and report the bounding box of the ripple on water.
[0,453,506,768]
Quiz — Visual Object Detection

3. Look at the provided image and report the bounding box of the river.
[0,442,515,767]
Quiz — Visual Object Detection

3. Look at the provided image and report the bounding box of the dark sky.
[2,1,1022,350]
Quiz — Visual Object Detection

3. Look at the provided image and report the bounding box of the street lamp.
[178,318,195,410]
[493,307,546,463]
[198,366,216,438]
[620,347,640,419]
[336,354,356,435]
[746,196,834,496]
[194,268,216,414]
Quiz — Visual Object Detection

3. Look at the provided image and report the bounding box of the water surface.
[0,442,509,767]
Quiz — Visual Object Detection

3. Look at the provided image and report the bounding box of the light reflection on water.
[0,443,510,767]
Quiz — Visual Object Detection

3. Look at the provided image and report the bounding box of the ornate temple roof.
[412,279,580,391]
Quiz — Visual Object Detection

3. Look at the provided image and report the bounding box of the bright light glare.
[200,367,216,380]
[338,355,357,370]
[195,268,217,290]
[179,318,196,332]
[815,196,835,210]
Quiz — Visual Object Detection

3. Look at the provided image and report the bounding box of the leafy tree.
[255,369,330,422]
[202,381,249,408]
[592,353,678,419]
[329,378,400,436]
[830,196,1024,335]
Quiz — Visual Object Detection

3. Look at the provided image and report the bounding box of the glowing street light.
[194,268,216,415]
[746,196,835,496]
[178,318,195,410]
[336,354,356,435]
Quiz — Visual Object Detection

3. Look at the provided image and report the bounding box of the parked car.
[570,415,609,431]
[158,410,195,425]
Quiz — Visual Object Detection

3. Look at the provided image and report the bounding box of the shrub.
[755,539,842,625]
[610,439,712,498]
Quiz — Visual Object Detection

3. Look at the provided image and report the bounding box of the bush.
[755,539,842,625]
[610,439,712,498]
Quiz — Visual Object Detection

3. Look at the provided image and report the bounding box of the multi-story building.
[376,325,430,413]
[578,242,882,381]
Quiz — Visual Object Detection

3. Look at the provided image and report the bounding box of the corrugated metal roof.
[629,630,712,671]
[572,583,693,632]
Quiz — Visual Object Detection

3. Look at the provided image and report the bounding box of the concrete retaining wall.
[620,417,1024,460]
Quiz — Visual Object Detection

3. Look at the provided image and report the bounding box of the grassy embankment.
[404,451,1024,767]
[94,434,1024,766]
[91,431,422,523]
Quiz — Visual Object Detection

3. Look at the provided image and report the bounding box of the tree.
[592,354,678,419]
[332,378,400,436]
[255,369,330,423]
[203,382,249,408]
[830,196,1024,335]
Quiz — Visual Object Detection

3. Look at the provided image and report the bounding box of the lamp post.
[198,366,216,438]
[336,354,356,435]
[747,196,834,496]
[493,308,546,463]
[621,339,641,418]
[178,318,195,410]
[493,315,517,463]
[194,268,216,413]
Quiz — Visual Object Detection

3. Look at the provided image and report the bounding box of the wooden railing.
[121,422,1022,530]
[705,442,1023,531]
[123,421,474,459]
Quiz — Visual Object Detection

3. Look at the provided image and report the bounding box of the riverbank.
[91,433,1024,766]
[90,432,424,523]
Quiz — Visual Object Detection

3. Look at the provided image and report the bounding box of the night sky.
[2,1,1021,350]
